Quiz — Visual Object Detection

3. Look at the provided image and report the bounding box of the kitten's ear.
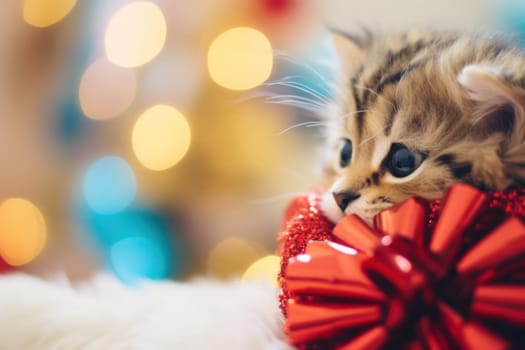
[458,64,525,182]
[330,29,371,77]
[458,64,525,140]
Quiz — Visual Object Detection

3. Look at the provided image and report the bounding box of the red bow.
[280,184,525,349]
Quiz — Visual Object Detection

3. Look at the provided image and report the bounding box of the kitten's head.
[321,30,525,223]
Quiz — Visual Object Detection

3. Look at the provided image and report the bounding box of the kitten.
[1,30,525,349]
[321,29,525,224]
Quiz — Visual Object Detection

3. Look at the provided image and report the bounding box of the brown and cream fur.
[321,30,525,223]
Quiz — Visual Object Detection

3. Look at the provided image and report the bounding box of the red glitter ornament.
[278,184,525,349]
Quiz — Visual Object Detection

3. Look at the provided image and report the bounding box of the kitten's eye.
[339,138,353,168]
[387,143,425,177]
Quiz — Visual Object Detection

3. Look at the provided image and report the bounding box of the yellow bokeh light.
[132,105,191,171]
[23,0,77,28]
[208,27,273,90]
[242,255,281,288]
[207,237,261,279]
[105,1,167,68]
[0,198,47,266]
[79,58,137,120]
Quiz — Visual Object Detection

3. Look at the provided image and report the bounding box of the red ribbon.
[280,184,525,349]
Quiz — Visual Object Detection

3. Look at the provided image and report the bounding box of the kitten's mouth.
[320,192,385,226]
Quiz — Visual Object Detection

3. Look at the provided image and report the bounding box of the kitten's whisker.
[234,91,327,115]
[265,95,324,110]
[274,75,342,102]
[264,99,325,114]
[271,103,320,114]
[277,121,327,136]
[273,50,345,100]
[236,89,328,114]
[264,93,325,106]
[264,79,333,105]
[278,75,344,101]
[273,52,333,87]
[266,98,326,112]
[238,90,324,107]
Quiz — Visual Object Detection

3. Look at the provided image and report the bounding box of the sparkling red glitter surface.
[278,185,525,349]
[278,193,335,316]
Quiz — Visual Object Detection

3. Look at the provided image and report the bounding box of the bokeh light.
[207,237,261,279]
[207,27,273,90]
[78,59,137,120]
[132,105,191,171]
[82,156,136,214]
[23,0,77,28]
[110,236,169,285]
[0,198,47,266]
[199,104,293,185]
[495,0,525,45]
[242,254,280,287]
[80,204,180,280]
[105,1,167,68]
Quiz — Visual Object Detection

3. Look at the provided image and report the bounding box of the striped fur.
[322,30,525,223]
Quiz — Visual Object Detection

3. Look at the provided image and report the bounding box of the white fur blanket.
[0,273,292,349]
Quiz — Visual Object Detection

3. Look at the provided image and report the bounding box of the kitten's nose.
[332,191,361,212]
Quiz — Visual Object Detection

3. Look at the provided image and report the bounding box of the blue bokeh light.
[77,203,182,284]
[110,236,169,285]
[494,0,525,45]
[82,156,136,214]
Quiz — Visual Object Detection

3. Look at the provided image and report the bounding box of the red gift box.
[279,184,525,349]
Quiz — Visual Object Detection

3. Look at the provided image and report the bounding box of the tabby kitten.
[321,29,525,224]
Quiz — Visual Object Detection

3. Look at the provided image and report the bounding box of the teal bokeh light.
[78,203,181,284]
[110,236,169,285]
[494,0,525,45]
[83,156,136,214]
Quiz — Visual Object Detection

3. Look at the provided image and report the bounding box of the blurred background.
[0,0,522,285]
